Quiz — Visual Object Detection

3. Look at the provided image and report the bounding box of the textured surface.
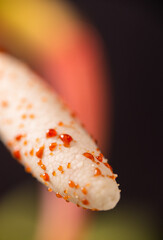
[0,53,120,210]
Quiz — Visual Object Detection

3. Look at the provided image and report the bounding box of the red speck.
[59,134,73,147]
[83,152,95,162]
[96,153,103,162]
[46,129,57,138]
[94,168,102,176]
[69,180,75,188]
[75,184,80,189]
[40,173,49,181]
[92,208,99,211]
[36,146,44,159]
[13,150,21,161]
[24,140,28,145]
[58,165,64,174]
[25,166,31,173]
[30,148,34,156]
[108,175,116,180]
[56,193,62,198]
[49,142,57,151]
[104,163,113,173]
[64,196,69,201]
[7,141,13,147]
[15,134,23,141]
[82,199,89,205]
[67,163,71,168]
[38,160,46,170]
[81,187,87,195]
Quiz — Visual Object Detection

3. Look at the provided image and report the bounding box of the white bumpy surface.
[0,53,120,210]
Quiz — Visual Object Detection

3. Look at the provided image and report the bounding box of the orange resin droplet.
[46,129,57,138]
[59,134,73,147]
[82,199,89,205]
[56,193,62,198]
[13,150,21,161]
[15,134,23,141]
[37,160,42,166]
[36,146,44,159]
[40,173,49,181]
[41,164,46,170]
[75,184,80,189]
[104,163,113,173]
[58,166,63,172]
[108,175,116,180]
[63,196,69,201]
[64,189,68,194]
[96,153,103,162]
[67,163,71,168]
[22,114,27,119]
[58,121,63,126]
[25,166,31,173]
[24,152,28,156]
[48,188,52,192]
[94,168,102,176]
[30,148,34,156]
[7,141,13,147]
[52,171,56,176]
[24,140,28,145]
[1,101,8,107]
[29,114,35,119]
[81,187,87,195]
[49,142,57,151]
[83,152,95,162]
[69,180,75,188]
[92,208,99,211]
[38,160,46,170]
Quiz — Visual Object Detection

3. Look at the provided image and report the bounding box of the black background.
[69,0,163,208]
[0,0,162,231]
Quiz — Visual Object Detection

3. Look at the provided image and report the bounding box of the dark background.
[70,0,163,209]
[0,0,162,233]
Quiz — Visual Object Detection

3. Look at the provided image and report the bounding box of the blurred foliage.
[0,182,159,240]
[85,206,158,240]
[0,182,38,240]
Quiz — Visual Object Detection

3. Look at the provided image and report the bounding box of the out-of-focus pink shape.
[35,26,112,240]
